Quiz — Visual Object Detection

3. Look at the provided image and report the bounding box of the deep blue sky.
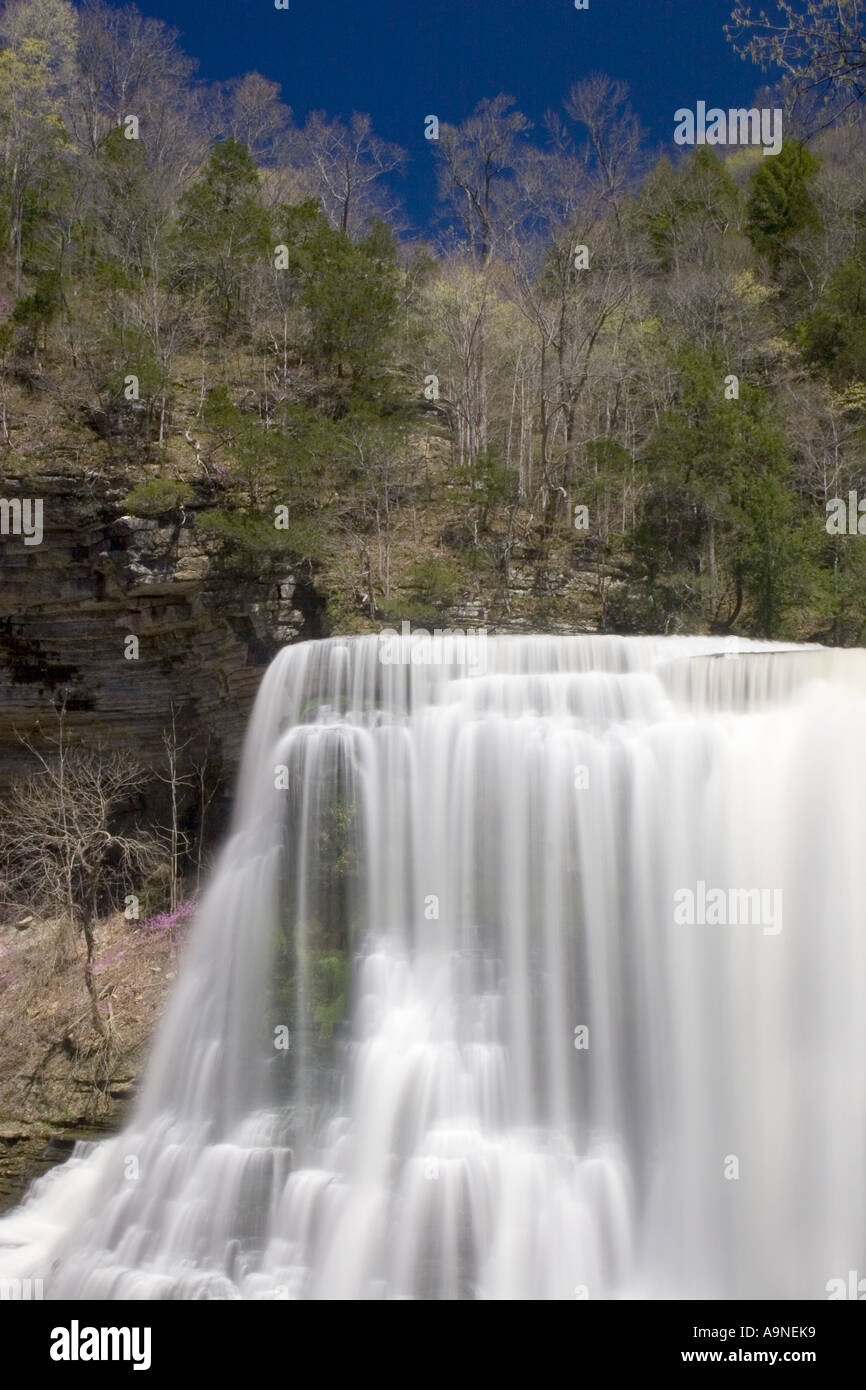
[135,0,774,230]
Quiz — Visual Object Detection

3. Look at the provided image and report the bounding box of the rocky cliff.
[0,468,322,792]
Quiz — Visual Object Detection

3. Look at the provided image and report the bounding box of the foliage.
[0,0,865,641]
[123,478,194,517]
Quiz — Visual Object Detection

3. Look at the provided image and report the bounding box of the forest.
[0,0,864,648]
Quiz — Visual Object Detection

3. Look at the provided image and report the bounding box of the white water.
[1,633,865,1300]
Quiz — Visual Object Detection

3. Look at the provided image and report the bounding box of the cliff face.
[0,460,609,798]
[0,469,319,791]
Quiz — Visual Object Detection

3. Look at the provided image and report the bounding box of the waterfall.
[1,633,864,1300]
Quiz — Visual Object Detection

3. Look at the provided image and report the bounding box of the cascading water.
[1,633,865,1300]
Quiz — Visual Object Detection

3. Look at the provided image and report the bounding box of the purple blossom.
[94,942,128,975]
[135,900,198,936]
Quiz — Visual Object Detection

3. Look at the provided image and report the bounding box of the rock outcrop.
[0,469,319,791]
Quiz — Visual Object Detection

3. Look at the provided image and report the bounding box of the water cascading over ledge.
[0,633,864,1300]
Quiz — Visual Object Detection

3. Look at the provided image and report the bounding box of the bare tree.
[562,74,646,306]
[727,1,866,118]
[331,415,413,607]
[70,0,202,173]
[209,71,292,163]
[564,75,645,215]
[191,739,219,892]
[297,110,406,238]
[0,704,164,1037]
[435,94,531,269]
[429,256,499,479]
[152,703,193,913]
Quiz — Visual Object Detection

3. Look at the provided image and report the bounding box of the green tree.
[745,140,820,270]
[172,138,271,335]
[282,206,399,382]
[798,255,866,383]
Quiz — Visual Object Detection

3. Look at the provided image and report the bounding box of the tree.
[209,71,292,163]
[425,257,493,476]
[727,1,866,118]
[172,138,271,335]
[799,254,866,380]
[737,467,810,636]
[0,707,164,1037]
[435,94,531,269]
[70,0,201,174]
[0,0,78,287]
[563,74,644,229]
[745,138,821,269]
[296,109,405,238]
[285,207,400,381]
[330,410,415,610]
[637,148,743,273]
